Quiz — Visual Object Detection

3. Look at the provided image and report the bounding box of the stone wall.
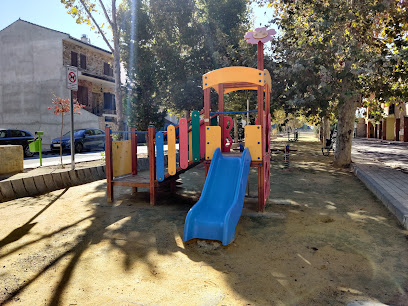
[356,118,366,138]
[62,40,114,79]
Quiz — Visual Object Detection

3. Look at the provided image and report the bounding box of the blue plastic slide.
[183,148,251,245]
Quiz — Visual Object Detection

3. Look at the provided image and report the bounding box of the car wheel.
[24,145,35,157]
[75,142,83,153]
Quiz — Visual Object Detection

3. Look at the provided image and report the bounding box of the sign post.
[67,66,78,170]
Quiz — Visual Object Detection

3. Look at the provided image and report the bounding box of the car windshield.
[62,130,85,137]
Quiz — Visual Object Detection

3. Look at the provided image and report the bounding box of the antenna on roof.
[81,34,90,44]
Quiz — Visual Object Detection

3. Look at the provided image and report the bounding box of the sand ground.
[1,133,407,305]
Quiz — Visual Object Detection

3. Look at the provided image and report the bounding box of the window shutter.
[80,54,87,69]
[71,51,78,67]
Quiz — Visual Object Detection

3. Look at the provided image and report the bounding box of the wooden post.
[258,166,265,212]
[204,88,210,127]
[105,127,113,203]
[131,128,138,194]
[131,128,137,175]
[170,180,176,193]
[218,84,225,151]
[257,41,264,71]
[204,87,211,178]
[148,126,156,205]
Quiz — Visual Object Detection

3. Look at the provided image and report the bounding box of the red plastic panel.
[223,116,233,152]
[179,118,188,169]
[200,120,206,158]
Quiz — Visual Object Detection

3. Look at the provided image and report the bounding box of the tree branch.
[98,0,114,29]
[111,0,118,34]
[79,0,114,52]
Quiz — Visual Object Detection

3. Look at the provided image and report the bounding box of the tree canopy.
[263,0,408,166]
[119,0,252,130]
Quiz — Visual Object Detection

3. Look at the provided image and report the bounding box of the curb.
[351,163,408,230]
[0,165,106,203]
[0,156,153,204]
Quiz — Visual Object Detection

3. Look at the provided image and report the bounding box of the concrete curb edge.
[0,165,106,203]
[351,163,408,230]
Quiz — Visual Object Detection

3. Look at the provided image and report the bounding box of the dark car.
[50,128,105,153]
[0,128,35,157]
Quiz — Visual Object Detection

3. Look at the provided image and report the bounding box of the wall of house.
[63,40,115,127]
[395,103,407,141]
[356,118,366,138]
[0,21,101,146]
[62,40,114,78]
[386,116,396,140]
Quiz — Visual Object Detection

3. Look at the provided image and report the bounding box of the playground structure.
[105,27,274,245]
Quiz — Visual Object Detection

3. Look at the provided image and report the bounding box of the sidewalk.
[352,138,408,229]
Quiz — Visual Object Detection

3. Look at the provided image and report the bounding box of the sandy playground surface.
[1,132,408,305]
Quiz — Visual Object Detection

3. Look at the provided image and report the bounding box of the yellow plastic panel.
[112,140,132,177]
[167,125,177,175]
[244,125,262,161]
[264,69,272,91]
[188,131,192,161]
[203,67,266,92]
[205,126,221,160]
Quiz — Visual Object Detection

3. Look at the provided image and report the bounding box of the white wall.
[0,20,100,146]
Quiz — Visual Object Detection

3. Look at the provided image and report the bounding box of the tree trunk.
[333,97,359,168]
[322,115,330,145]
[184,110,190,119]
[112,3,124,132]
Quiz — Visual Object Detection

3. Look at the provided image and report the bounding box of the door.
[396,118,400,141]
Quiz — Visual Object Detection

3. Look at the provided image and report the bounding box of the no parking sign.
[67,66,78,91]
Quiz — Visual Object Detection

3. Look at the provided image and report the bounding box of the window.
[71,51,78,67]
[389,104,395,114]
[94,129,104,135]
[0,130,6,138]
[104,93,115,110]
[10,130,26,137]
[84,130,94,136]
[104,62,113,76]
[77,86,89,106]
[80,54,87,69]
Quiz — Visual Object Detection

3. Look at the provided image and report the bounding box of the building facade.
[0,19,117,146]
[363,102,408,142]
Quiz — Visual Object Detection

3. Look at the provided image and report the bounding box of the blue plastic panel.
[155,132,165,182]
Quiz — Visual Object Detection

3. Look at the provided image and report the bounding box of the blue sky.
[0,0,111,49]
[0,0,273,51]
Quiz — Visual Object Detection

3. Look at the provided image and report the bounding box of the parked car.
[0,128,35,157]
[50,128,105,153]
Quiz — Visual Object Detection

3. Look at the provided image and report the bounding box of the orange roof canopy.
[202,67,271,94]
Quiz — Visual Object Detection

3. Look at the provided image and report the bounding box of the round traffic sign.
[68,72,77,83]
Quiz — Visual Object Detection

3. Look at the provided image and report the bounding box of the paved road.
[23,150,106,169]
[352,138,408,173]
[23,144,177,169]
